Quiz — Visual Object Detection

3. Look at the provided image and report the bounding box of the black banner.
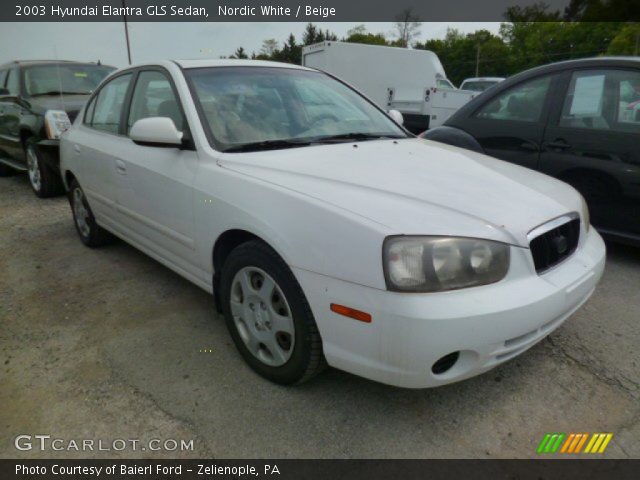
[3,0,638,22]
[2,460,640,480]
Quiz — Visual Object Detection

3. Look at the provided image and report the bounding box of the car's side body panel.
[435,57,640,245]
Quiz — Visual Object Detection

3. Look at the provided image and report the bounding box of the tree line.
[226,1,639,87]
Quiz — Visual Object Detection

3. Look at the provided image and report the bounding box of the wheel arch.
[421,125,485,154]
[557,167,623,197]
[211,228,288,313]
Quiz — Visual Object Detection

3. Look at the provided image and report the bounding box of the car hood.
[27,94,89,115]
[218,138,582,247]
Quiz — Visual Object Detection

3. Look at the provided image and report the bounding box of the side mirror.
[130,117,183,147]
[388,109,404,126]
[0,87,9,96]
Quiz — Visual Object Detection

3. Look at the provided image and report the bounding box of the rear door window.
[558,69,640,134]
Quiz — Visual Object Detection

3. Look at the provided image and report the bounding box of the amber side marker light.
[330,303,372,323]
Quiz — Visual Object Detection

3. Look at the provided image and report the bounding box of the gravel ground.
[1,173,639,459]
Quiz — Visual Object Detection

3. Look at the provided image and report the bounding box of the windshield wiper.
[30,90,91,97]
[223,139,313,153]
[311,132,405,143]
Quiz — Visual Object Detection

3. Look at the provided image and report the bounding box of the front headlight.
[383,236,510,292]
[44,110,72,139]
[579,194,590,232]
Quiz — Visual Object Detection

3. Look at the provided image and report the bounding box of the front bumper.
[293,228,606,388]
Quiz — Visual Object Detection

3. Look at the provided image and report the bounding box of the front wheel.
[220,240,326,385]
[26,143,64,198]
[68,179,115,248]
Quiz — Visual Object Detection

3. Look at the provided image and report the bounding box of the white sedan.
[60,60,605,388]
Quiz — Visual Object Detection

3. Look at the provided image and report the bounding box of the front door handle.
[115,160,127,175]
[520,141,539,152]
[545,140,572,151]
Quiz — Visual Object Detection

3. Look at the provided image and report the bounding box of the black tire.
[220,240,326,385]
[0,161,16,177]
[68,179,115,248]
[26,143,65,198]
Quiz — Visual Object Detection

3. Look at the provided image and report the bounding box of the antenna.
[122,0,133,65]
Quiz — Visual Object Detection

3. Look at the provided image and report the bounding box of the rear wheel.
[68,179,115,248]
[220,240,326,385]
[26,143,64,198]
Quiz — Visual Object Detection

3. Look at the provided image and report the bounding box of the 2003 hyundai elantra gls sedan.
[60,60,606,388]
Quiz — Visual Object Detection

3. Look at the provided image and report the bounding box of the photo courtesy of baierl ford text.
[1,1,639,479]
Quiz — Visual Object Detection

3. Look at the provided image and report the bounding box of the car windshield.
[185,66,408,152]
[24,64,115,96]
[461,81,499,92]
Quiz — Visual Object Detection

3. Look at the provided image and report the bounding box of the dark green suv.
[0,60,115,197]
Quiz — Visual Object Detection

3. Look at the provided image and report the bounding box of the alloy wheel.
[26,147,41,192]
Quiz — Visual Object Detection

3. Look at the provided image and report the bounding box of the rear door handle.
[545,140,572,150]
[73,144,81,154]
[115,160,127,175]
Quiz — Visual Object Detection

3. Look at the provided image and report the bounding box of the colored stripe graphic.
[539,433,614,454]
[584,433,598,453]
[537,433,552,454]
[585,433,614,454]
[560,433,575,453]
[568,434,582,453]
[545,434,558,453]
[537,433,566,454]
[550,433,565,453]
[574,433,589,453]
[598,434,613,453]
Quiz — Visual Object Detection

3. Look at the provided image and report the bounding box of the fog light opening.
[431,351,460,375]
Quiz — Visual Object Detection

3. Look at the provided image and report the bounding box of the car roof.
[446,56,640,126]
[0,60,114,68]
[462,77,505,82]
[173,59,313,71]
[511,56,640,80]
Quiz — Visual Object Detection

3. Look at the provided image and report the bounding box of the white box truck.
[301,41,477,133]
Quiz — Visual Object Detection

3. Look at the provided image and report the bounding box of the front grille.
[529,218,580,273]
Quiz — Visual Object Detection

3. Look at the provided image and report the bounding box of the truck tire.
[26,143,65,198]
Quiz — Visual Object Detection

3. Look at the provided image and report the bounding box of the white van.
[301,41,476,132]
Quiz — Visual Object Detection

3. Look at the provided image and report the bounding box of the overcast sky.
[0,22,500,68]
